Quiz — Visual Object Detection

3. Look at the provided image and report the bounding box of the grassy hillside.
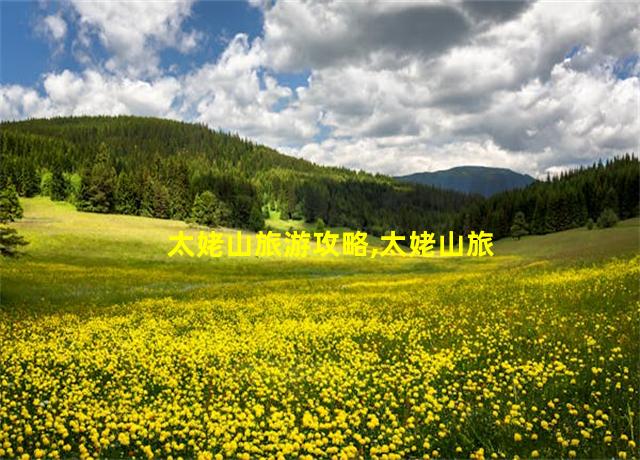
[1,199,638,459]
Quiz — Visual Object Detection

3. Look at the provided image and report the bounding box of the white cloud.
[68,0,200,77]
[3,0,639,178]
[265,0,640,176]
[0,70,181,120]
[291,136,551,178]
[0,85,50,121]
[41,14,67,41]
[181,34,319,147]
[261,1,475,72]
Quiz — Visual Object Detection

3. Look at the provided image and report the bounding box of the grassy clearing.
[0,197,638,459]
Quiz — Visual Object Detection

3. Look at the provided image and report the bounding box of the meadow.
[1,198,638,459]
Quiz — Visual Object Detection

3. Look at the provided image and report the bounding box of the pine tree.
[192,191,232,227]
[76,143,117,213]
[115,172,139,215]
[151,181,171,219]
[19,163,40,197]
[50,164,69,201]
[0,182,28,257]
[0,181,23,222]
[530,196,546,234]
[510,211,529,240]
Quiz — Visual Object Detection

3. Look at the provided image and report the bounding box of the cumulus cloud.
[2,0,639,177]
[455,57,639,160]
[0,33,317,147]
[68,0,201,77]
[0,70,181,120]
[41,14,67,41]
[260,1,478,72]
[181,34,319,147]
[263,0,640,176]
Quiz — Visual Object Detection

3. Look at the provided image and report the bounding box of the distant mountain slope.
[396,166,536,197]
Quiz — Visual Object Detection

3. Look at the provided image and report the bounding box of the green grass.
[0,197,638,459]
[2,197,638,312]
[265,209,385,246]
[494,217,640,262]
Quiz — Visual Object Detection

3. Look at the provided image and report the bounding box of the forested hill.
[0,116,476,236]
[453,155,639,240]
[397,166,536,197]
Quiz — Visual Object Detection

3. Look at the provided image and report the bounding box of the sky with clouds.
[1,0,638,177]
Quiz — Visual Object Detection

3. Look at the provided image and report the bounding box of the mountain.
[4,116,634,241]
[0,116,476,236]
[452,155,639,240]
[396,166,536,197]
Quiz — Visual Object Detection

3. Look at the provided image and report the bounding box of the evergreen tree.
[247,203,265,232]
[531,195,547,234]
[77,143,117,213]
[596,208,618,228]
[191,191,232,227]
[510,211,529,240]
[0,181,23,222]
[0,227,28,257]
[115,172,139,215]
[50,164,69,201]
[602,186,618,215]
[40,171,53,197]
[314,217,326,234]
[1,116,637,236]
[19,163,40,197]
[0,182,28,257]
[151,181,171,219]
[166,159,191,220]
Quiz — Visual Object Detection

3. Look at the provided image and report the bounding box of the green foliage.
[115,172,139,215]
[0,182,23,223]
[40,171,52,197]
[586,218,594,230]
[0,116,474,234]
[76,143,117,213]
[0,183,28,257]
[0,226,28,257]
[314,217,326,234]
[597,208,619,229]
[456,155,639,239]
[50,164,69,201]
[2,117,637,239]
[66,172,82,203]
[510,211,529,240]
[247,203,265,232]
[191,191,232,228]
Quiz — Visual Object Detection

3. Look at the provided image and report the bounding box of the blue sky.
[2,1,264,85]
[1,1,638,177]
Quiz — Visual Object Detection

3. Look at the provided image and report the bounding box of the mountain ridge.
[396,165,536,197]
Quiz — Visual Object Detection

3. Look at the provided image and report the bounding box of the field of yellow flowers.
[1,198,639,459]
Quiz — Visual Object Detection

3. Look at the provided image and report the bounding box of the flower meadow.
[1,253,638,460]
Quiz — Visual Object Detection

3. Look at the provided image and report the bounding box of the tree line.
[454,154,639,239]
[1,116,637,243]
[0,116,476,237]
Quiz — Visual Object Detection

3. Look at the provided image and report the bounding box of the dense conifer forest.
[453,155,639,239]
[1,116,637,240]
[0,116,475,235]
